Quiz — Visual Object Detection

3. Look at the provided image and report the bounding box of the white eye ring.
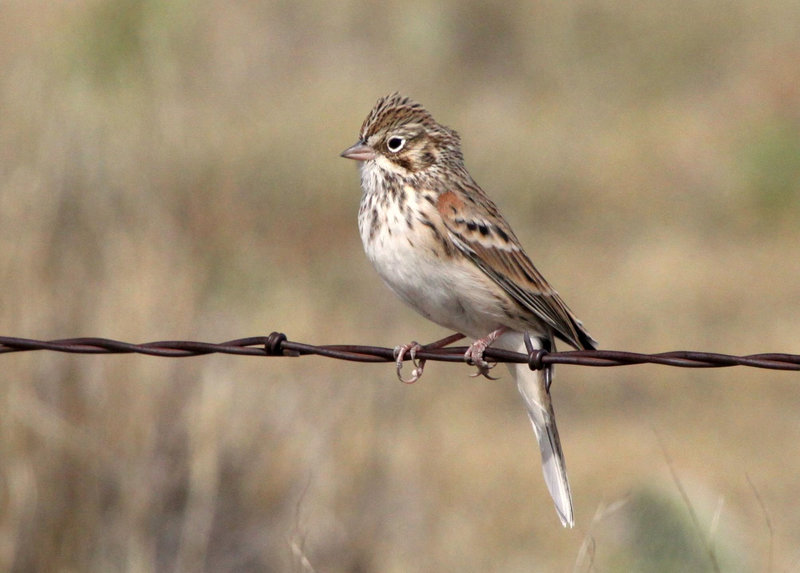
[386,136,406,152]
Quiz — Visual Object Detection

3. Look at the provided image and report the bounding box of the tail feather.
[498,332,574,528]
[520,369,573,528]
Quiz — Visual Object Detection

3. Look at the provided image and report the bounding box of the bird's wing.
[436,187,596,350]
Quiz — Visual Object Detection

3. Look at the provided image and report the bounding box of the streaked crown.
[357,93,463,173]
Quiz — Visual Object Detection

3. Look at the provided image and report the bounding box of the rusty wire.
[1,332,799,371]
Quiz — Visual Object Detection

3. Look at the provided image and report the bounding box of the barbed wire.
[1,332,799,371]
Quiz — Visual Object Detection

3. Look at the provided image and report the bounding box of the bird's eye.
[386,136,406,152]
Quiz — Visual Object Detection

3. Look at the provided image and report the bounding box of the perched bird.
[341,93,597,527]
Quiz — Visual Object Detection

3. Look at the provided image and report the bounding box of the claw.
[394,341,425,384]
[464,327,507,380]
[464,345,500,379]
[470,361,499,380]
[391,333,466,384]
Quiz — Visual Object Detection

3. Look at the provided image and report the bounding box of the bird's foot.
[464,327,508,380]
[394,341,425,384]
[393,333,467,384]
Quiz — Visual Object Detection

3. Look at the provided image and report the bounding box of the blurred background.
[1,1,799,571]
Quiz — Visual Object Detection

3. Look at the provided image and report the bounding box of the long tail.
[497,332,574,528]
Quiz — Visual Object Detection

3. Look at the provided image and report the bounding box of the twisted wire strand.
[1,333,798,371]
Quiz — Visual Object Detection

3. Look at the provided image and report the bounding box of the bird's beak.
[340,142,376,161]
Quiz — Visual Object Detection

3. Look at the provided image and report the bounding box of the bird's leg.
[465,327,508,379]
[394,333,466,384]
[427,332,467,348]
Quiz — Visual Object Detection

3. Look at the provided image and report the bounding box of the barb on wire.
[0,332,799,371]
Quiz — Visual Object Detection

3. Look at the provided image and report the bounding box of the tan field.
[1,2,799,571]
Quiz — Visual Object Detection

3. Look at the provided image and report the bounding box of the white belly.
[359,182,506,339]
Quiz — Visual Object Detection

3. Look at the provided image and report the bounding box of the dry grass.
[1,1,799,570]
